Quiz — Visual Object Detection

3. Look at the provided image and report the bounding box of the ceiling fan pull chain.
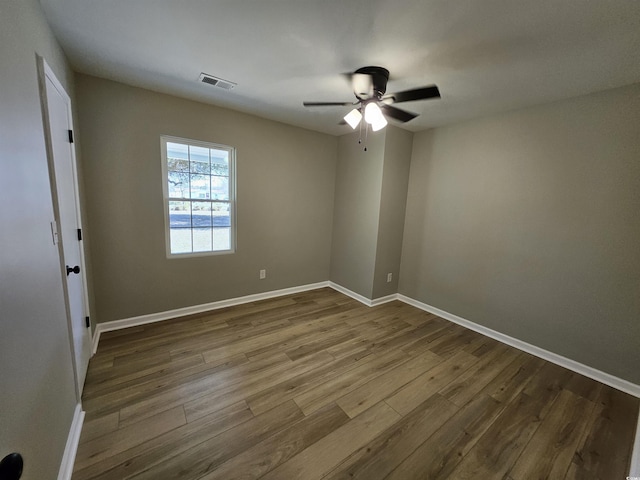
[364,123,369,152]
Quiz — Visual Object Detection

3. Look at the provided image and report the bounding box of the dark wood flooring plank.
[445,391,547,479]
[73,401,253,480]
[479,351,545,404]
[77,411,119,444]
[285,330,356,361]
[198,403,350,480]
[573,385,639,479]
[427,327,481,359]
[166,317,293,360]
[564,462,602,480]
[74,406,186,472]
[336,349,443,418]
[399,323,456,357]
[130,401,303,480]
[83,353,205,399]
[293,349,409,415]
[385,350,477,416]
[83,353,251,421]
[115,351,290,427]
[260,402,401,480]
[246,348,378,416]
[447,362,574,479]
[325,394,458,480]
[200,306,360,363]
[439,342,519,407]
[507,389,595,479]
[184,351,335,422]
[384,393,505,480]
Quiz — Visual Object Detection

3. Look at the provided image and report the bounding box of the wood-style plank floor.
[73,288,639,479]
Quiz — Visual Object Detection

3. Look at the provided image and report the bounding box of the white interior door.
[40,59,92,394]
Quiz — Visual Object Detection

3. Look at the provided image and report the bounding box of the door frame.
[37,55,92,400]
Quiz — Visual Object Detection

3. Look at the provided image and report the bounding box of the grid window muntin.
[161,135,236,257]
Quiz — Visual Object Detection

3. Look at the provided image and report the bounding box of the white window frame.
[161,135,236,258]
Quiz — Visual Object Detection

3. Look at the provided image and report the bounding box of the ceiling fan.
[303,66,441,131]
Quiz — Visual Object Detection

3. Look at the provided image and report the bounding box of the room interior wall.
[75,74,338,323]
[372,126,413,298]
[400,83,640,384]
[329,130,385,299]
[330,126,413,301]
[0,0,80,478]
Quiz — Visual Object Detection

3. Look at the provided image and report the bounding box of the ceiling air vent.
[198,73,236,90]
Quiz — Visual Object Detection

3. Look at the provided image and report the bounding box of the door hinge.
[50,220,59,245]
[85,316,90,328]
[68,129,74,143]
[77,228,82,241]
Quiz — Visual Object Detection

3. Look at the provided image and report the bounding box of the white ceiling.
[40,0,640,136]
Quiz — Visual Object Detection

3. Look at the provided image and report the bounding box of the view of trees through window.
[164,139,234,255]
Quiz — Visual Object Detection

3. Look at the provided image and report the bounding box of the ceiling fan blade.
[303,101,353,107]
[385,85,440,103]
[381,104,418,123]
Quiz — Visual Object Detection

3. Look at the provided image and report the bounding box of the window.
[161,136,235,257]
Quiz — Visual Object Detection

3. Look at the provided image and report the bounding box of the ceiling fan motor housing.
[303,66,440,125]
[354,66,389,99]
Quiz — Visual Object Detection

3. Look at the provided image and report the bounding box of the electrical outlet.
[259,269,266,279]
[387,272,393,283]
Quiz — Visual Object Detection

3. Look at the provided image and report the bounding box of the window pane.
[190,146,210,174]
[167,142,189,172]
[213,227,231,250]
[212,202,230,228]
[211,176,229,200]
[193,227,213,252]
[190,174,210,199]
[211,150,229,176]
[170,228,192,254]
[192,201,212,227]
[167,158,189,172]
[167,142,189,160]
[169,201,191,228]
[168,171,189,198]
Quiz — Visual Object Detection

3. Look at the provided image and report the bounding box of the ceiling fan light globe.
[371,115,388,131]
[344,108,362,129]
[364,102,384,125]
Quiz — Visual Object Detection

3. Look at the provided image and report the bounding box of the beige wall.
[400,83,640,384]
[330,131,385,298]
[0,1,79,478]
[75,75,337,323]
[330,126,412,300]
[373,126,413,298]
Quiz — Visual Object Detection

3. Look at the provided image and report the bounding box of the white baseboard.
[57,403,84,480]
[327,282,398,307]
[91,327,100,355]
[328,282,374,306]
[92,282,330,354]
[398,294,640,398]
[631,411,640,476]
[371,293,400,306]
